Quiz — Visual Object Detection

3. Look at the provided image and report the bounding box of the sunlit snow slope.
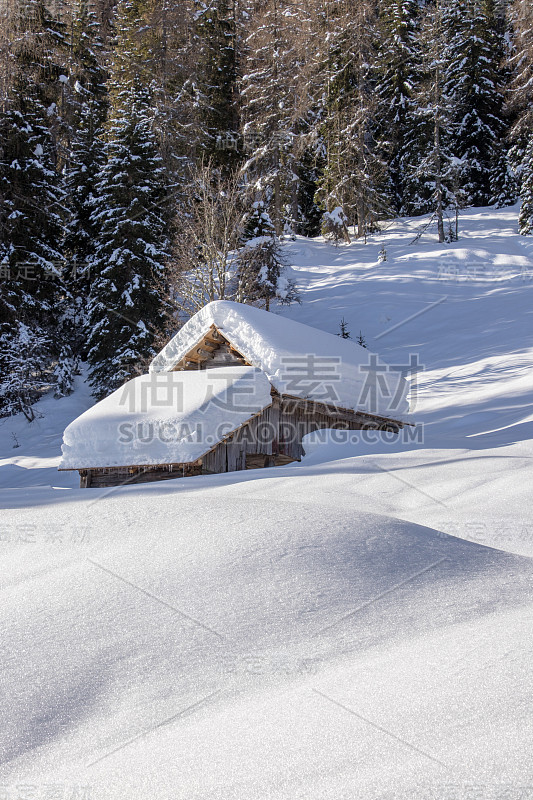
[0,205,532,800]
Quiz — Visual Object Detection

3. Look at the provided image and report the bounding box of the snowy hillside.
[1,206,532,800]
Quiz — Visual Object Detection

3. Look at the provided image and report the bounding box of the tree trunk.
[434,63,445,244]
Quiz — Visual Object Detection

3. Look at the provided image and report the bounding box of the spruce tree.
[83,0,172,398]
[405,0,455,238]
[0,322,53,420]
[293,147,323,237]
[518,134,533,234]
[375,0,422,214]
[193,0,240,173]
[63,1,109,364]
[86,84,170,398]
[0,0,68,416]
[506,0,533,173]
[443,0,508,207]
[507,0,533,221]
[64,100,106,315]
[240,0,310,234]
[235,236,295,310]
[0,102,64,310]
[314,0,388,239]
[337,318,351,339]
[235,199,297,309]
[242,200,276,240]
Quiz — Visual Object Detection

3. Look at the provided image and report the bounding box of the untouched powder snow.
[59,367,272,469]
[150,300,410,419]
[0,492,532,799]
[1,205,533,799]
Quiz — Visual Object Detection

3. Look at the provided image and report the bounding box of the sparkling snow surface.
[58,367,272,469]
[1,206,533,800]
[150,300,410,418]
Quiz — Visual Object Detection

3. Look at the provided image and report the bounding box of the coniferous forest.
[1,0,532,417]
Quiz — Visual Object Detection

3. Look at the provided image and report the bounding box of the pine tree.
[506,0,533,172]
[321,207,350,244]
[235,235,296,310]
[86,84,170,398]
[0,0,68,415]
[106,0,160,96]
[293,147,323,237]
[0,322,52,420]
[126,0,196,179]
[240,0,311,234]
[490,141,519,207]
[507,0,533,222]
[236,195,298,309]
[64,100,106,298]
[82,0,172,398]
[193,0,240,172]
[443,0,508,207]
[62,1,109,364]
[242,200,276,240]
[314,0,388,239]
[375,0,422,214]
[337,318,351,339]
[405,0,455,239]
[0,103,64,302]
[518,134,533,234]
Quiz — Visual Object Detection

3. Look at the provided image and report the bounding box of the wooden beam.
[202,327,224,344]
[279,394,411,428]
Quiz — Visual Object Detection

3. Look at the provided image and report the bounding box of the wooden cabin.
[59,301,410,488]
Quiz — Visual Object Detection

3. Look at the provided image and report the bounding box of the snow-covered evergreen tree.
[293,147,323,237]
[443,0,508,207]
[0,322,52,420]
[507,0,533,222]
[314,0,388,239]
[85,84,170,398]
[242,200,276,240]
[240,0,311,234]
[518,134,533,234]
[235,235,297,310]
[193,0,240,172]
[321,207,350,244]
[490,142,519,207]
[236,199,298,309]
[0,104,63,300]
[0,0,68,415]
[64,99,106,296]
[375,0,422,214]
[404,0,455,238]
[506,0,533,173]
[62,1,109,366]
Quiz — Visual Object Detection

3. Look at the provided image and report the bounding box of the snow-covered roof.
[59,367,272,470]
[150,301,409,418]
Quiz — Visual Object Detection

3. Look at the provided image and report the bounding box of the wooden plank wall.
[79,394,400,486]
[80,462,202,488]
[201,395,392,474]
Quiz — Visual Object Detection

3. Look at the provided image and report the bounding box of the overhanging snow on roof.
[150,301,409,418]
[59,366,272,470]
